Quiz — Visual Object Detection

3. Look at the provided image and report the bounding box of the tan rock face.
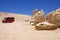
[46,8,60,27]
[32,9,38,17]
[31,9,45,25]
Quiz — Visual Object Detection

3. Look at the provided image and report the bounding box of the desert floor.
[0,14,60,40]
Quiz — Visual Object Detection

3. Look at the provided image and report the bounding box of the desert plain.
[0,13,60,40]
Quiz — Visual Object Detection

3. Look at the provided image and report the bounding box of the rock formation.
[30,8,60,30]
[30,9,45,25]
[32,8,38,17]
[34,22,58,30]
[46,8,60,27]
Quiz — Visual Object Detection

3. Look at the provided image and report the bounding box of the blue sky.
[0,0,60,15]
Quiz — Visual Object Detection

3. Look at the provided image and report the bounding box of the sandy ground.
[0,13,60,40]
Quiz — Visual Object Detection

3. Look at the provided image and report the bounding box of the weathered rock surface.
[31,9,45,25]
[46,8,60,27]
[34,22,58,30]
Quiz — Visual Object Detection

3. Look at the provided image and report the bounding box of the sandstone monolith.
[30,9,45,25]
[46,8,60,27]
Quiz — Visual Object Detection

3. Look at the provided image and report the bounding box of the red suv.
[2,17,15,23]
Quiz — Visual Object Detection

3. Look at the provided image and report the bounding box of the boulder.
[34,22,58,30]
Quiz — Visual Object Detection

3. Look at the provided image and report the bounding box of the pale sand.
[0,13,60,40]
